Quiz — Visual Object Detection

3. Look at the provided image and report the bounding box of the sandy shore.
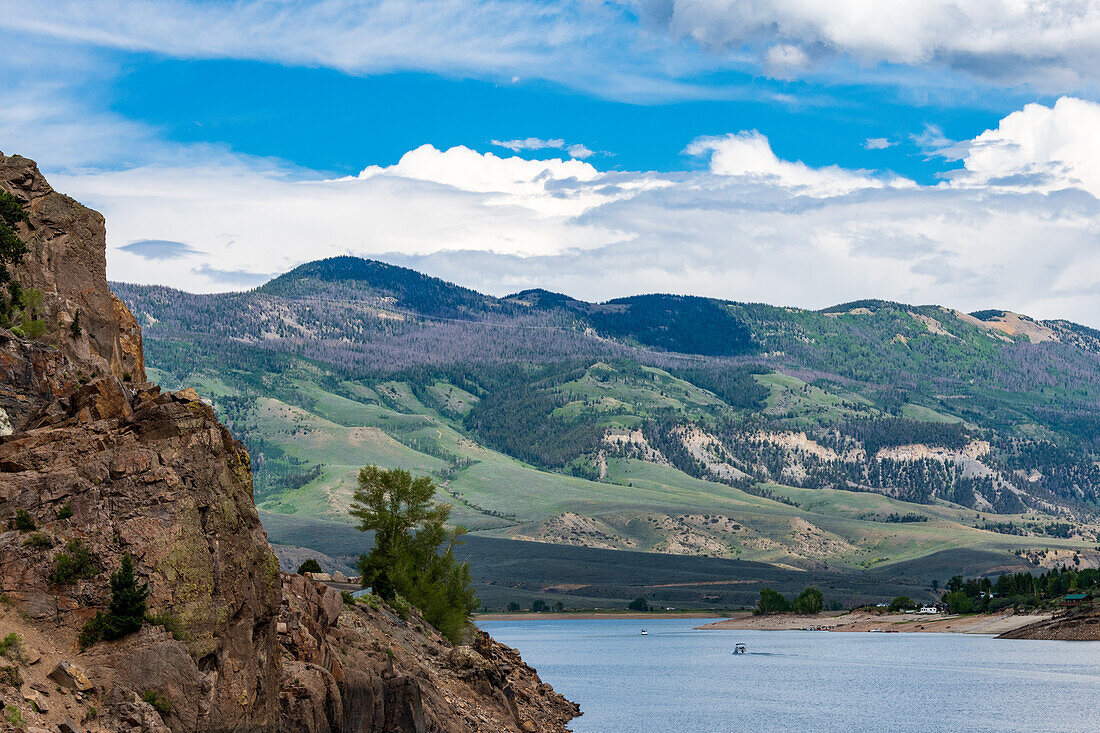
[476,611,725,621]
[697,610,1051,634]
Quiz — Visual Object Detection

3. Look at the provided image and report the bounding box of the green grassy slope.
[120,258,1100,586]
[149,363,1097,575]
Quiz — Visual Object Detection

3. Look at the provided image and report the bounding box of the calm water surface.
[479,619,1100,732]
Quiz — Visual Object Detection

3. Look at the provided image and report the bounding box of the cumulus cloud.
[629,0,1100,90]
[491,138,595,159]
[60,146,636,292]
[685,131,913,194]
[864,138,893,150]
[31,96,1100,328]
[946,97,1100,196]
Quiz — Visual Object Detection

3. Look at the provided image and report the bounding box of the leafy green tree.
[297,558,322,575]
[51,540,97,584]
[628,596,650,612]
[888,596,916,612]
[531,599,547,613]
[350,466,477,643]
[753,587,791,616]
[943,591,973,614]
[507,601,521,613]
[793,586,824,614]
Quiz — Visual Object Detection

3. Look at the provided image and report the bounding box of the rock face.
[0,153,578,732]
[0,328,77,432]
[277,575,579,733]
[0,152,145,385]
[0,378,283,731]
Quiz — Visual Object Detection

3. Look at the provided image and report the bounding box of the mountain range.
[114,256,1100,593]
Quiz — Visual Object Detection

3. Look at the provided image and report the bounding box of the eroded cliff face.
[0,153,145,387]
[278,575,579,733]
[1,378,283,731]
[0,154,578,732]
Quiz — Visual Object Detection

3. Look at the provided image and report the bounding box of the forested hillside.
[114,256,1100,573]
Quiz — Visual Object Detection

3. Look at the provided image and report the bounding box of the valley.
[116,257,1100,608]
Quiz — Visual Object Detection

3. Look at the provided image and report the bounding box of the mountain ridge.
[211,255,1100,346]
[113,254,1100,594]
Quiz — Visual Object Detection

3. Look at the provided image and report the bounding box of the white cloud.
[355,144,632,216]
[763,44,810,79]
[864,137,893,150]
[51,144,656,292]
[946,97,1100,196]
[25,96,1100,329]
[0,0,712,103]
[491,138,595,159]
[684,131,913,195]
[3,0,1100,98]
[567,144,595,159]
[629,0,1100,90]
[911,124,954,154]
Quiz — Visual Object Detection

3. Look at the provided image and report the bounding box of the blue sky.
[1,1,1099,325]
[112,58,1010,184]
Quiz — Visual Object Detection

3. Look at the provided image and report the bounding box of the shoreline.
[696,610,1051,635]
[476,611,727,621]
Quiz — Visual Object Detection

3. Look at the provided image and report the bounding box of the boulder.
[47,661,93,692]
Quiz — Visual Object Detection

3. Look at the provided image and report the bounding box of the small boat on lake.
[641,629,648,636]
[733,643,747,654]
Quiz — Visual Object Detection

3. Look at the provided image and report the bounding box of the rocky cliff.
[0,154,577,732]
[0,153,144,391]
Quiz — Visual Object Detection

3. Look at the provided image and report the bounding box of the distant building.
[1061,593,1088,607]
[918,606,938,614]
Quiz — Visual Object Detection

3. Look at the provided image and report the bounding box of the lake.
[478,619,1100,732]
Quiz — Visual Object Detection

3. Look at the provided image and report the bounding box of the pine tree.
[103,555,150,640]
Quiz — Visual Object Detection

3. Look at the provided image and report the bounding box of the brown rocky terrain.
[0,153,144,387]
[699,609,1051,634]
[998,602,1100,640]
[0,153,577,732]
